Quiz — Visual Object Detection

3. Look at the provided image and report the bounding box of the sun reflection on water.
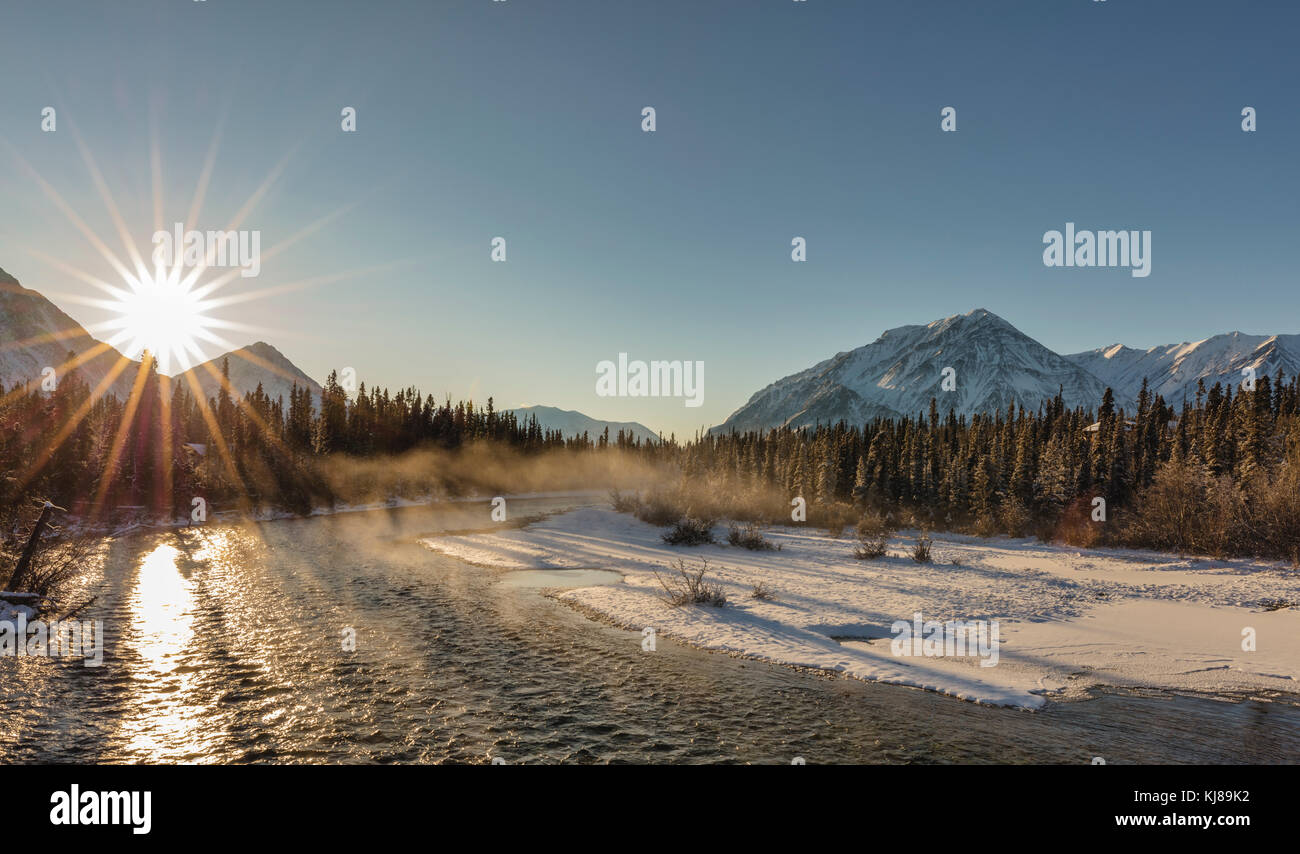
[115,541,208,760]
[132,544,193,674]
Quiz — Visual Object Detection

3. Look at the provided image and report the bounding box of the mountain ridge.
[506,405,660,444]
[714,308,1300,433]
[1065,332,1300,407]
[713,308,1114,433]
[6,272,1297,435]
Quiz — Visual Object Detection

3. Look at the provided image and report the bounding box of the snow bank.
[419,508,1300,709]
[0,595,39,624]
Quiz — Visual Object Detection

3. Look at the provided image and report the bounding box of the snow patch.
[420,507,1300,709]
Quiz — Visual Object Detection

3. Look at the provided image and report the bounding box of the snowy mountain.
[1066,333,1300,406]
[507,405,660,443]
[714,309,1115,433]
[172,342,322,408]
[0,266,138,400]
[8,267,1294,430]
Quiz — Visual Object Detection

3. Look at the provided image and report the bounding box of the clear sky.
[1,0,1295,438]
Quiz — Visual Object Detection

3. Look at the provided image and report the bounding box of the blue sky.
[0,0,1296,437]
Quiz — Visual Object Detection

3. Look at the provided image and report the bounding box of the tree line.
[0,353,655,523]
[4,352,1298,560]
[681,375,1300,559]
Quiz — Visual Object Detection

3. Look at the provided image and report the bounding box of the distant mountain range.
[714,308,1300,433]
[1065,333,1300,407]
[506,405,660,444]
[6,268,1297,437]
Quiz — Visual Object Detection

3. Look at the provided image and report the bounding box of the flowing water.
[2,496,1297,764]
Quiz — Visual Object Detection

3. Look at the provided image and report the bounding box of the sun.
[105,269,215,374]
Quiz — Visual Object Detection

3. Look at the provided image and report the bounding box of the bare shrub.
[619,480,794,528]
[727,522,774,551]
[635,489,685,527]
[654,558,727,607]
[1056,496,1103,548]
[736,491,792,526]
[749,581,775,601]
[1235,462,1300,561]
[0,502,98,603]
[609,488,640,514]
[851,512,893,559]
[662,516,716,546]
[1122,460,1235,555]
[853,531,888,559]
[19,534,96,600]
[911,532,933,563]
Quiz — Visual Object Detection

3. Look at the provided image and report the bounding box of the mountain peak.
[923,307,1012,333]
[242,341,294,364]
[174,343,322,407]
[960,307,1015,328]
[715,308,1109,433]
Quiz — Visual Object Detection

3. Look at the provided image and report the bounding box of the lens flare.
[104,269,216,374]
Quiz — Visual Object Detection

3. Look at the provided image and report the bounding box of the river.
[2,496,1297,764]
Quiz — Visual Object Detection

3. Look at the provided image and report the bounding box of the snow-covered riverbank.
[0,597,38,624]
[419,507,1300,709]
